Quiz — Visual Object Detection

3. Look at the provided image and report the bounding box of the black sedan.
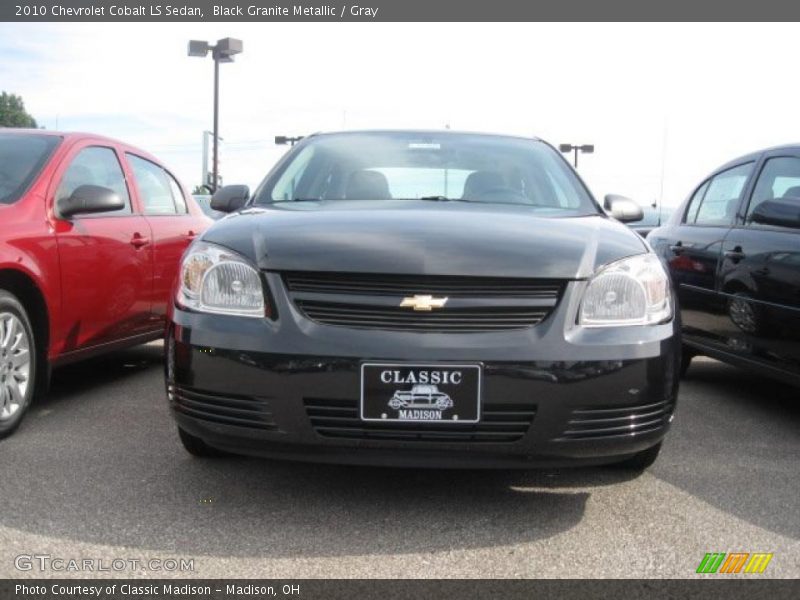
[166,131,679,470]
[648,145,800,386]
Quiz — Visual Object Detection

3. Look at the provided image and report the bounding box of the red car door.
[51,143,156,355]
[125,153,208,324]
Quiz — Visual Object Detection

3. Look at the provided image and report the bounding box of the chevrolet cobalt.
[0,130,209,439]
[166,131,679,469]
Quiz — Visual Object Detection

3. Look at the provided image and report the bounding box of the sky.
[1,22,797,206]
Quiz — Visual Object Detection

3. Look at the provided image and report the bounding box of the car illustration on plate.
[388,385,453,410]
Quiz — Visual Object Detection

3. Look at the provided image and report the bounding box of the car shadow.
[651,357,800,540]
[35,341,164,411]
[0,343,648,559]
[155,459,638,558]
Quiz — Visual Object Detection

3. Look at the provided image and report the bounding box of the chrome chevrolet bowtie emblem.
[399,295,449,311]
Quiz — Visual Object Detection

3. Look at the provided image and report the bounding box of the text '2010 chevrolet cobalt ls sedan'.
[166,131,680,470]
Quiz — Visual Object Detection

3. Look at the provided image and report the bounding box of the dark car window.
[255,132,598,216]
[693,163,752,227]
[128,154,183,215]
[167,173,188,214]
[684,180,709,224]
[56,146,132,214]
[746,156,800,223]
[0,133,61,205]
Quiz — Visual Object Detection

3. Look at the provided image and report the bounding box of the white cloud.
[1,22,798,203]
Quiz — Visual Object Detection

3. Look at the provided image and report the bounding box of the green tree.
[0,92,37,128]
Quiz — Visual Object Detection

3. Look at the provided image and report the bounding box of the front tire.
[0,291,37,440]
[613,441,662,471]
[177,427,229,458]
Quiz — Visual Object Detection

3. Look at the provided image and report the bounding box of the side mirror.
[210,185,250,213]
[57,185,125,218]
[604,194,644,223]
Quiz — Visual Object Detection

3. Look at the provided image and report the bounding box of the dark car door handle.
[130,233,150,249]
[724,249,746,261]
[669,244,684,254]
[753,267,770,276]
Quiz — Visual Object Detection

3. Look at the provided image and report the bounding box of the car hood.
[201,200,647,279]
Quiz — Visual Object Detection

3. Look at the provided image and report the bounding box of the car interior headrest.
[781,186,800,199]
[345,170,391,200]
[462,171,504,199]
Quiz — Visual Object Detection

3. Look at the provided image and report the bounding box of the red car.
[0,130,210,438]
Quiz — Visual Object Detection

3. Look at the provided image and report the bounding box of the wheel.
[436,397,452,410]
[613,442,662,471]
[177,427,229,458]
[727,292,761,335]
[0,291,37,440]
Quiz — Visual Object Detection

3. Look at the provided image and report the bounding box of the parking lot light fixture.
[559,143,594,168]
[188,37,243,193]
[275,135,304,146]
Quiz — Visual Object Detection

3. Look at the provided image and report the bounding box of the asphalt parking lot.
[1,342,798,579]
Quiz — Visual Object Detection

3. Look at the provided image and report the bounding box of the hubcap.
[729,297,757,334]
[0,313,30,422]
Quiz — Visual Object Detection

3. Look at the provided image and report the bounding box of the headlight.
[177,242,267,318]
[579,253,672,327]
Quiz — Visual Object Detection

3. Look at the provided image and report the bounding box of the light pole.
[188,37,243,193]
[559,143,594,168]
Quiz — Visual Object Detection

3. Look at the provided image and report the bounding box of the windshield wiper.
[270,198,321,203]
[416,196,471,202]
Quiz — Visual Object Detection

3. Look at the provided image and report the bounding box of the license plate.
[360,363,482,423]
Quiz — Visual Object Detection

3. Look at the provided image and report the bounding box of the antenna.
[658,117,668,225]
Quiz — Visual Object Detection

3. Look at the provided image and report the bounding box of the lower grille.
[304,397,536,443]
[169,384,278,431]
[555,400,673,441]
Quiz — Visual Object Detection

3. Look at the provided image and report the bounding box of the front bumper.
[167,277,680,468]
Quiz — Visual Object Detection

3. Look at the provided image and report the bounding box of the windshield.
[0,133,61,205]
[254,132,598,215]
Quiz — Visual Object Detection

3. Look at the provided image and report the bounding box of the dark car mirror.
[750,199,800,229]
[604,194,644,223]
[210,185,250,213]
[57,185,125,218]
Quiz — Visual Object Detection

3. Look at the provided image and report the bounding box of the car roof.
[307,129,543,143]
[1,128,112,142]
[715,144,800,172]
[0,128,164,166]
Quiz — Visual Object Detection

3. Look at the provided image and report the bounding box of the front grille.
[304,397,536,443]
[555,399,673,441]
[297,301,549,332]
[169,384,278,431]
[284,272,562,297]
[283,272,564,333]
